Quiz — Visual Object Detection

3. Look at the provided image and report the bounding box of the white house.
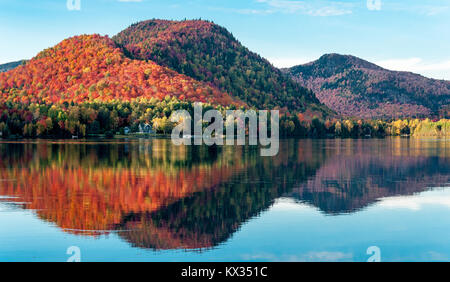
[139,123,154,134]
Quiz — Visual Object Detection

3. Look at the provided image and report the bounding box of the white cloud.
[390,3,450,16]
[422,5,450,16]
[377,189,450,211]
[253,0,352,16]
[376,58,450,80]
[237,9,275,15]
[267,57,313,68]
[308,6,352,16]
[271,197,316,211]
[256,0,307,13]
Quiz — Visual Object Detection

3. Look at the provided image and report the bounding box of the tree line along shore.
[0,98,448,139]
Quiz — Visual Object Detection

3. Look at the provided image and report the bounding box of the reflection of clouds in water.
[0,196,21,212]
[377,188,450,211]
[270,197,317,211]
[0,202,19,212]
[241,251,353,262]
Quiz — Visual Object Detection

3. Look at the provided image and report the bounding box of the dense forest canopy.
[0,34,239,107]
[113,19,331,116]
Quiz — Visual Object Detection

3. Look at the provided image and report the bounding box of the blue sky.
[1,0,450,79]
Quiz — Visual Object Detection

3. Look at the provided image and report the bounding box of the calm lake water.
[0,138,449,262]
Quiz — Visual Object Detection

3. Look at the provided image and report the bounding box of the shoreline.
[0,135,447,144]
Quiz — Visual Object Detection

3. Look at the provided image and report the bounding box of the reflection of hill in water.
[285,139,450,214]
[0,139,448,250]
[116,181,290,250]
[0,141,245,234]
[290,154,449,214]
[117,148,325,249]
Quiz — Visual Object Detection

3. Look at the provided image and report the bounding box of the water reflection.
[0,138,448,251]
[291,139,450,214]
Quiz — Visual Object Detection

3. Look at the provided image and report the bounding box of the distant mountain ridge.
[113,19,331,115]
[0,60,25,73]
[284,54,450,118]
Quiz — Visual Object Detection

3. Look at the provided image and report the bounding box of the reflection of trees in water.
[116,181,284,250]
[117,147,326,249]
[289,139,450,214]
[0,140,247,234]
[0,139,225,170]
[0,138,448,250]
[114,141,335,250]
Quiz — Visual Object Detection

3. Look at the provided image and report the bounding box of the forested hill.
[0,34,239,106]
[113,19,331,116]
[284,54,450,119]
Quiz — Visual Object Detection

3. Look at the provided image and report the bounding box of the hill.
[0,60,25,73]
[0,34,238,106]
[113,19,329,115]
[284,54,450,118]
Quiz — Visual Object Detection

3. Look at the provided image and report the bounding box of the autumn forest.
[0,19,449,139]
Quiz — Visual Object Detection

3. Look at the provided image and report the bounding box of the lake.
[0,138,449,262]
